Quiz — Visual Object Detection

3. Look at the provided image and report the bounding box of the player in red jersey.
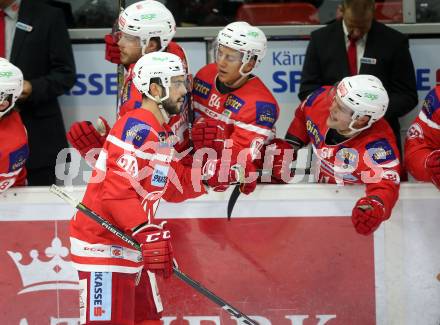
[67,0,191,160]
[0,59,28,192]
[286,75,401,235]
[404,86,440,190]
[190,21,280,194]
[70,51,249,325]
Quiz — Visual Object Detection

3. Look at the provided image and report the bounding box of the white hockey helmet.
[217,21,267,75]
[336,74,389,132]
[132,51,185,103]
[118,0,176,53]
[0,58,23,119]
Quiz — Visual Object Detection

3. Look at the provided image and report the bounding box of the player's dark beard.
[162,97,180,116]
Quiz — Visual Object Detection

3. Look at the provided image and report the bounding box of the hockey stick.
[115,0,126,117]
[50,185,259,325]
[227,167,311,220]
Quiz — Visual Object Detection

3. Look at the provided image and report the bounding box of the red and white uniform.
[118,42,191,152]
[192,63,279,161]
[287,86,401,218]
[404,86,440,181]
[70,108,205,274]
[0,111,28,192]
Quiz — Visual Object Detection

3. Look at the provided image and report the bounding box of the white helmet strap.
[344,113,372,135]
[146,83,171,123]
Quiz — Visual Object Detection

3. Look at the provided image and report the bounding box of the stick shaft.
[50,185,258,325]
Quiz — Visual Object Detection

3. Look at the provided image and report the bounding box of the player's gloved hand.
[262,138,297,184]
[203,159,258,194]
[104,33,121,64]
[351,196,386,235]
[191,117,225,155]
[132,222,173,279]
[67,116,110,158]
[425,149,440,190]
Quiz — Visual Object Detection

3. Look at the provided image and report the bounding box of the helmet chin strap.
[0,101,14,119]
[338,120,369,137]
[224,63,251,88]
[154,95,171,124]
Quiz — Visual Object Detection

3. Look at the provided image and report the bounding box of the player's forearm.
[162,160,207,203]
[365,181,400,219]
[405,146,432,182]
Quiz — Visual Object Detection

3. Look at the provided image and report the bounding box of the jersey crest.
[335,147,359,173]
[224,94,245,113]
[193,77,212,99]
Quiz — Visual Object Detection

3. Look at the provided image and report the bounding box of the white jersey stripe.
[194,101,232,124]
[70,237,141,263]
[0,168,22,178]
[419,110,440,130]
[106,135,171,162]
[95,150,107,172]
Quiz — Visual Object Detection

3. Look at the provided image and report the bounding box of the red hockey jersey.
[118,42,191,152]
[0,111,28,191]
[70,108,206,273]
[192,63,279,161]
[287,86,401,218]
[404,86,440,181]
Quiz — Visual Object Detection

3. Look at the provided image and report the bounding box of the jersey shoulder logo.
[422,88,440,120]
[121,118,151,148]
[193,77,212,99]
[365,138,397,165]
[256,101,277,128]
[9,143,29,172]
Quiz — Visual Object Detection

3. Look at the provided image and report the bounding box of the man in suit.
[0,0,76,185]
[299,0,417,152]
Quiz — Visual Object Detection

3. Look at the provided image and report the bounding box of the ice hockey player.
[0,58,27,192]
[190,21,282,193]
[286,75,401,235]
[404,85,440,190]
[67,0,191,160]
[70,51,251,325]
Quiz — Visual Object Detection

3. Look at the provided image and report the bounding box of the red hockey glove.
[261,138,297,184]
[104,33,121,64]
[425,149,440,190]
[351,196,386,235]
[67,116,110,158]
[203,159,258,194]
[191,117,225,155]
[132,222,173,279]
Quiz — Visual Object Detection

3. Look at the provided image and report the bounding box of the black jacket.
[11,0,76,169]
[299,19,418,143]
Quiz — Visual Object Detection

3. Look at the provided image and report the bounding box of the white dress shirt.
[342,19,368,74]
